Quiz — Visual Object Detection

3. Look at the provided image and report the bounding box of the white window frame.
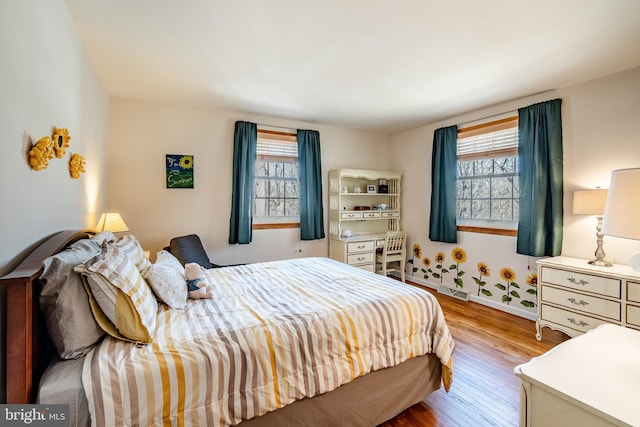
[252,129,300,228]
[456,116,519,234]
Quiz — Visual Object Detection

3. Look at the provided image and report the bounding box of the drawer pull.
[357,245,366,249]
[567,317,588,327]
[567,277,589,285]
[357,256,366,261]
[567,297,589,306]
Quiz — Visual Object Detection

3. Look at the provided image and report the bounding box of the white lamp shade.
[573,189,608,215]
[603,168,640,240]
[95,212,129,233]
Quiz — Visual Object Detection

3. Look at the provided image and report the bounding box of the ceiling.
[64,0,640,134]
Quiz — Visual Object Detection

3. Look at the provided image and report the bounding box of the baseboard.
[405,274,537,321]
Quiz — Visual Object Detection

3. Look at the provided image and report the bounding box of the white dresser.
[536,256,640,340]
[515,324,640,427]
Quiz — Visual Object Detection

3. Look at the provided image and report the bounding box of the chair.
[167,234,218,268]
[375,231,407,282]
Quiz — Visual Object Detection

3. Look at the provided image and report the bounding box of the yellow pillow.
[75,242,157,343]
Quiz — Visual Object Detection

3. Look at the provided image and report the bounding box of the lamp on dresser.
[573,188,611,266]
[602,167,640,271]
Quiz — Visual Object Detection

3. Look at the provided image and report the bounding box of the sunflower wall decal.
[166,154,194,188]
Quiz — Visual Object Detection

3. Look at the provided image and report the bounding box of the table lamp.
[95,212,129,233]
[602,168,640,271]
[573,188,611,266]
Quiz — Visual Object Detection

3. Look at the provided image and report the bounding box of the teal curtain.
[517,99,563,256]
[297,129,325,240]
[229,121,257,244]
[429,125,458,243]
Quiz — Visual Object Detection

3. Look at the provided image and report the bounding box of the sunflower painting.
[473,262,492,297]
[495,267,520,305]
[166,154,194,188]
[521,273,538,308]
[407,243,423,274]
[450,247,467,288]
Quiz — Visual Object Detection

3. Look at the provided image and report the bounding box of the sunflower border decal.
[166,154,194,189]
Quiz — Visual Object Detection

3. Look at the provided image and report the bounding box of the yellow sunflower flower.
[435,252,445,263]
[422,257,431,267]
[477,262,490,277]
[28,136,54,171]
[500,267,516,282]
[52,127,71,158]
[413,243,422,259]
[179,156,193,169]
[451,247,467,263]
[526,273,538,287]
[69,153,86,179]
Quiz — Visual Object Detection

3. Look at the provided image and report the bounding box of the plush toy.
[184,262,213,299]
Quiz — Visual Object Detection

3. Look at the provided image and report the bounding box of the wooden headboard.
[0,229,95,403]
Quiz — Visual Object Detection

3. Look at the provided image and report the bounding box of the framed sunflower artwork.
[166,154,194,188]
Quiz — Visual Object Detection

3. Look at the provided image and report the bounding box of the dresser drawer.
[540,267,621,298]
[362,212,381,219]
[354,263,375,273]
[540,304,612,334]
[541,286,621,321]
[341,212,362,220]
[381,211,399,218]
[347,252,374,265]
[627,304,640,327]
[347,241,375,253]
[627,282,640,303]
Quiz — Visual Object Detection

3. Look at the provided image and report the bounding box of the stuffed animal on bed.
[184,262,213,299]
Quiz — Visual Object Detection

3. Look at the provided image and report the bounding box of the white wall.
[389,67,640,318]
[0,1,110,402]
[107,98,390,264]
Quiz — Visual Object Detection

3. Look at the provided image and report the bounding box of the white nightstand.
[515,324,640,427]
[536,256,640,340]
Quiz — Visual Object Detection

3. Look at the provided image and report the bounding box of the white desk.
[514,324,640,426]
[329,233,387,272]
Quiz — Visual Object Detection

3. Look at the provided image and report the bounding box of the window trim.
[456,116,519,235]
[252,129,300,229]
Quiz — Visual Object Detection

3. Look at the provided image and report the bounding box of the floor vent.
[437,285,470,301]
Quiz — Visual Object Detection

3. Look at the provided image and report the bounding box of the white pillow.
[155,250,186,276]
[146,264,188,309]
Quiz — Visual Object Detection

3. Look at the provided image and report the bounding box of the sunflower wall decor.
[28,136,55,171]
[407,242,538,310]
[166,154,194,188]
[69,153,86,179]
[52,127,71,158]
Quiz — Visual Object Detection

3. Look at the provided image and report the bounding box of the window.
[253,129,299,227]
[456,117,519,232]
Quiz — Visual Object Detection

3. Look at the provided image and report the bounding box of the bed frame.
[1,230,443,425]
[0,229,95,403]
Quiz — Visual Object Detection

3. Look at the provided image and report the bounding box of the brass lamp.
[603,168,640,271]
[95,212,129,233]
[573,188,611,266]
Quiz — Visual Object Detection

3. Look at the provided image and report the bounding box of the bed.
[1,230,454,426]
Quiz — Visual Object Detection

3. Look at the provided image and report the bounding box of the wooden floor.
[380,284,569,427]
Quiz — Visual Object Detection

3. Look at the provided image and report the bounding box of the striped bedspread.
[83,257,454,426]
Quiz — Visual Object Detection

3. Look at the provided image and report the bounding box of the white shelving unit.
[328,169,402,272]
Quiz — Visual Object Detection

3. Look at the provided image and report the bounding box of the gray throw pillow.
[40,239,105,359]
